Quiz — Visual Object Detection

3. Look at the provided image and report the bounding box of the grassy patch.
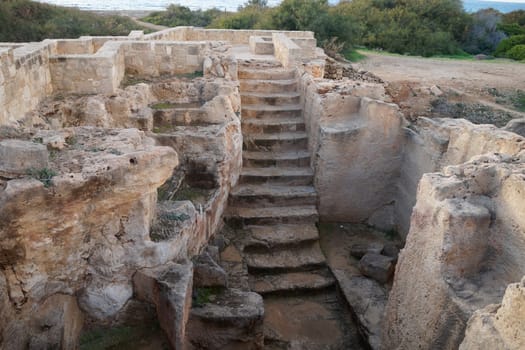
[152,125,173,134]
[27,167,57,188]
[150,102,178,110]
[175,71,203,79]
[512,90,525,112]
[344,49,367,62]
[172,184,211,204]
[120,76,150,88]
[193,287,224,307]
[79,323,169,350]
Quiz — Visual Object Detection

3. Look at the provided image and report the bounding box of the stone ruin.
[0,26,524,350]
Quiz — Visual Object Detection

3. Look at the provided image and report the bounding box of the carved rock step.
[229,184,317,208]
[242,104,302,119]
[240,78,298,93]
[243,150,310,167]
[241,116,305,134]
[244,224,320,248]
[226,205,318,226]
[239,167,313,185]
[238,68,296,80]
[249,268,335,295]
[187,288,264,349]
[241,92,301,106]
[243,131,308,151]
[244,241,326,271]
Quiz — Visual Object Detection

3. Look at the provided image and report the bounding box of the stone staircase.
[226,62,335,295]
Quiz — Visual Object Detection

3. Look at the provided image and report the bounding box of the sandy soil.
[354,51,525,124]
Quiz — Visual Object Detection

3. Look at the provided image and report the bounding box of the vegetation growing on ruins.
[0,0,142,42]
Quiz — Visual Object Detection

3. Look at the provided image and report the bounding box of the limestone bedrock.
[0,128,178,346]
[383,152,525,350]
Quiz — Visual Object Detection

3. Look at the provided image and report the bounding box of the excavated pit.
[1,28,525,350]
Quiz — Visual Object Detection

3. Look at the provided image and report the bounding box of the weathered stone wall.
[395,117,525,237]
[384,151,525,350]
[123,41,207,77]
[49,40,125,95]
[300,74,404,226]
[273,33,303,68]
[0,43,54,125]
[55,38,95,55]
[459,277,525,350]
[0,129,179,347]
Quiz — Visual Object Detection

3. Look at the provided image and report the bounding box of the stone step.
[243,150,311,168]
[240,79,298,94]
[249,268,335,295]
[241,117,305,134]
[226,205,318,226]
[153,108,208,128]
[243,132,308,152]
[187,288,264,348]
[229,184,317,208]
[244,241,325,271]
[244,224,320,248]
[239,167,313,185]
[242,104,302,119]
[241,92,301,106]
[239,68,296,80]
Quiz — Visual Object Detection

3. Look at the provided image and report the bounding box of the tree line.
[0,0,141,42]
[144,0,525,60]
[0,1,523,61]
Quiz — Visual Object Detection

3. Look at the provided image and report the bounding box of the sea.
[34,0,525,13]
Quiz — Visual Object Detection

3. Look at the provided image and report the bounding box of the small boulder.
[382,242,400,263]
[0,139,48,174]
[193,251,228,288]
[350,242,384,259]
[359,253,394,284]
[504,118,525,138]
[430,85,443,97]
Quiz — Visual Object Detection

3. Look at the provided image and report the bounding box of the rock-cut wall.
[300,73,405,229]
[384,150,525,349]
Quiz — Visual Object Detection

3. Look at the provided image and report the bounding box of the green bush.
[506,44,525,61]
[0,0,142,42]
[494,34,525,56]
[142,5,222,28]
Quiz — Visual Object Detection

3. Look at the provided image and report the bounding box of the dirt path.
[355,51,525,125]
[356,51,525,92]
[130,17,168,31]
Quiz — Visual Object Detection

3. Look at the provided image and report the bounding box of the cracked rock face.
[383,152,525,350]
[0,127,178,346]
[460,276,525,350]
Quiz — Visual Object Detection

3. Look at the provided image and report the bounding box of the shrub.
[0,0,142,42]
[494,34,525,56]
[506,44,525,61]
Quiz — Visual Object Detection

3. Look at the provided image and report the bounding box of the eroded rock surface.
[384,152,525,350]
[460,276,525,350]
[0,127,178,346]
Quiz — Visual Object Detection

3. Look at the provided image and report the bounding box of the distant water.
[464,0,525,13]
[35,0,525,13]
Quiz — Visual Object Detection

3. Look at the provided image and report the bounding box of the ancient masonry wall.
[0,27,315,127]
[0,42,53,125]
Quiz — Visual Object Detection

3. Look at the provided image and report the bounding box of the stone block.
[0,139,48,174]
[359,253,394,284]
[350,242,384,259]
[193,251,228,288]
[187,289,264,349]
[382,242,400,263]
[28,294,84,350]
[134,262,193,350]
